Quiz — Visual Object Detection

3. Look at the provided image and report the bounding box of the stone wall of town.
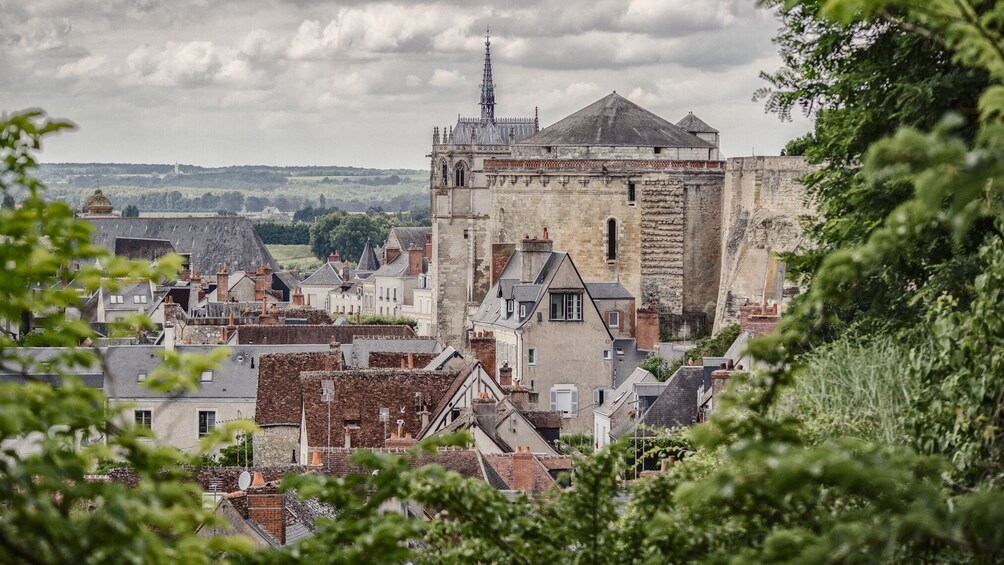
[714,156,815,331]
[254,425,300,467]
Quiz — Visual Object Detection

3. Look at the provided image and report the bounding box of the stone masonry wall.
[639,176,685,313]
[713,156,815,331]
[255,425,300,467]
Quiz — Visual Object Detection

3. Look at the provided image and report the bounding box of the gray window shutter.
[571,388,579,416]
[550,389,557,411]
[593,388,600,408]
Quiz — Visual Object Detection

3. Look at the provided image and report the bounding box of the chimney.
[491,242,516,287]
[329,251,340,264]
[163,321,175,352]
[247,483,285,545]
[511,446,534,493]
[216,263,229,302]
[407,244,424,276]
[473,394,498,439]
[739,299,781,337]
[518,231,553,284]
[636,307,659,351]
[407,352,414,368]
[179,266,190,282]
[342,263,350,282]
[385,422,418,449]
[424,232,432,262]
[254,263,267,301]
[510,387,530,410]
[498,361,512,387]
[385,246,401,265]
[469,332,497,378]
[291,287,304,306]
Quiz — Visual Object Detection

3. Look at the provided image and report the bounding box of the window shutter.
[550,389,557,411]
[570,388,579,416]
[593,388,600,408]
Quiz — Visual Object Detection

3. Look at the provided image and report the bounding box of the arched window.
[607,218,617,260]
[440,162,448,186]
[454,163,467,187]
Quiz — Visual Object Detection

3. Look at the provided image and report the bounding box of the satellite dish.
[238,471,251,490]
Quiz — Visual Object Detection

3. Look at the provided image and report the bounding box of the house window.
[392,288,397,302]
[506,300,514,317]
[603,350,612,360]
[135,410,152,429]
[528,348,537,366]
[628,182,636,203]
[608,310,620,328]
[133,295,148,304]
[455,163,466,187]
[137,372,147,382]
[519,303,528,319]
[110,295,124,304]
[198,411,216,437]
[200,370,213,383]
[550,385,578,417]
[607,219,617,261]
[549,292,582,321]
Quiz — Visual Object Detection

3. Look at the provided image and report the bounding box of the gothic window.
[607,218,617,261]
[440,161,448,186]
[454,163,467,187]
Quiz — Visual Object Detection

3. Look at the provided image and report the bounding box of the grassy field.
[267,244,321,272]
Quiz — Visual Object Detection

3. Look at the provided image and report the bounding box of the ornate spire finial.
[479,27,495,124]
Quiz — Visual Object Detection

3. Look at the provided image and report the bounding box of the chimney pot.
[251,471,265,487]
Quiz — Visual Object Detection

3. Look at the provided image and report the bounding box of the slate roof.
[595,367,657,418]
[676,112,719,134]
[356,240,381,273]
[86,217,278,275]
[637,366,705,431]
[519,92,714,148]
[370,251,427,278]
[423,346,463,370]
[471,251,566,330]
[103,344,329,400]
[585,282,634,301]
[103,282,154,312]
[113,237,177,263]
[451,117,537,145]
[385,227,431,252]
[612,338,649,387]
[300,262,343,287]
[236,324,416,345]
[0,347,104,388]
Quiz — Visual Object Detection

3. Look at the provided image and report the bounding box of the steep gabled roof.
[300,262,343,287]
[356,240,381,272]
[385,227,431,252]
[519,92,714,148]
[676,112,719,134]
[595,367,656,418]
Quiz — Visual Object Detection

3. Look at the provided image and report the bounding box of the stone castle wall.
[713,156,815,332]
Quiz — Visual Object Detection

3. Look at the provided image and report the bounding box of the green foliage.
[0,110,253,563]
[309,211,391,262]
[353,314,418,330]
[200,430,254,467]
[254,222,309,245]
[637,352,670,381]
[559,432,594,455]
[666,323,740,376]
[121,203,139,217]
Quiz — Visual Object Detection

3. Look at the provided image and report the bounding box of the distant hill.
[36,163,429,214]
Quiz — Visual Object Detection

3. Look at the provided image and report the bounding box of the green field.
[267,244,321,272]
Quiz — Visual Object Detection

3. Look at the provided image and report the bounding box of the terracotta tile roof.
[256,351,342,425]
[237,324,416,345]
[524,411,563,430]
[315,448,485,480]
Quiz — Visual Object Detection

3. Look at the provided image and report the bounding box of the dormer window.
[519,303,529,319]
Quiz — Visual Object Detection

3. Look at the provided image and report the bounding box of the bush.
[666,323,740,375]
[354,314,418,330]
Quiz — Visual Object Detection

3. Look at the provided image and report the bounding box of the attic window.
[506,300,514,316]
[654,147,662,154]
[200,370,213,382]
[137,372,147,382]
[345,420,360,430]
[133,295,147,304]
[519,303,529,319]
[110,295,124,304]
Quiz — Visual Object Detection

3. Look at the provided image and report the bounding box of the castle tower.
[431,32,538,346]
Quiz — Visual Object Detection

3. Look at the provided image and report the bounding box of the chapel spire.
[479,29,496,124]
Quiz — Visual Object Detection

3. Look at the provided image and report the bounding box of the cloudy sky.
[1,0,812,170]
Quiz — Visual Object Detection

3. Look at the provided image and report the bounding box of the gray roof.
[424,346,463,370]
[472,251,566,330]
[519,92,714,148]
[584,282,634,301]
[371,251,428,278]
[638,366,705,430]
[356,240,381,272]
[342,337,442,368]
[103,344,329,400]
[104,282,154,312]
[612,338,649,387]
[0,347,104,388]
[386,227,431,252]
[301,262,343,287]
[86,217,277,275]
[595,367,656,418]
[676,112,719,134]
[113,237,177,263]
[451,117,537,145]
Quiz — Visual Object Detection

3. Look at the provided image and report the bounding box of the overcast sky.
[1,0,812,170]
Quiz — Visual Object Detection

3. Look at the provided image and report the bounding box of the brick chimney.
[247,484,285,545]
[473,394,498,439]
[739,300,781,337]
[498,361,512,387]
[519,230,552,284]
[491,241,516,287]
[385,422,418,449]
[291,287,304,306]
[469,331,496,378]
[407,244,424,276]
[216,263,229,302]
[328,250,340,264]
[511,446,534,493]
[342,263,351,282]
[254,263,267,301]
[385,246,401,265]
[636,307,659,351]
[424,232,432,262]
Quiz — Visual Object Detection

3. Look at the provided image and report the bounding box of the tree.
[121,204,140,217]
[0,110,253,563]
